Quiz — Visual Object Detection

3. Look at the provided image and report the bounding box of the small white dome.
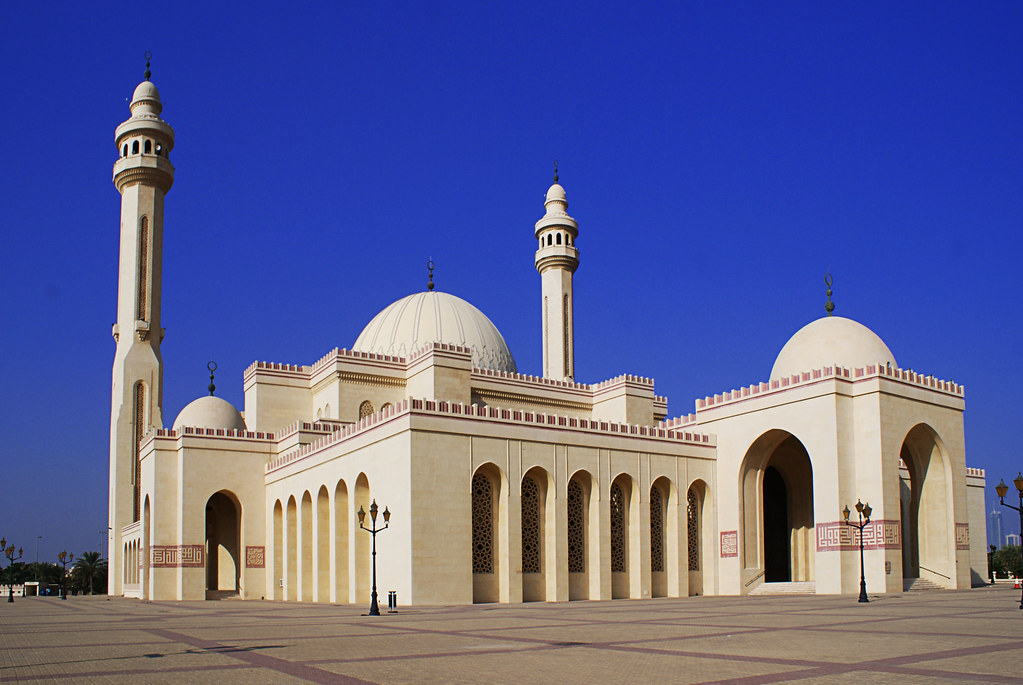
[545,183,566,203]
[771,316,897,380]
[130,80,162,116]
[173,395,247,431]
[352,291,517,372]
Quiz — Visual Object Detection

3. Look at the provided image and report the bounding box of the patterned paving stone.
[1,586,1021,684]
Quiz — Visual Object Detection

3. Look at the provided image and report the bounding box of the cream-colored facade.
[108,71,988,604]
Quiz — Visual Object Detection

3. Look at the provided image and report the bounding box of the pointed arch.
[272,499,283,600]
[899,423,954,587]
[521,467,553,602]
[567,469,596,600]
[205,490,241,598]
[316,485,330,602]
[471,463,505,603]
[333,479,349,603]
[286,495,297,600]
[353,474,371,604]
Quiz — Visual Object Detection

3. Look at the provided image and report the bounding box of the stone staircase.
[749,581,816,596]
[903,577,945,592]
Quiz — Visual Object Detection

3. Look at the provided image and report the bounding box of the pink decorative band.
[816,519,901,552]
[151,544,204,568]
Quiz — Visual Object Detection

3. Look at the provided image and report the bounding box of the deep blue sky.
[2,2,1021,562]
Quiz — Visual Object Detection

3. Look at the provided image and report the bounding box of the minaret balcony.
[113,154,175,193]
[535,246,579,273]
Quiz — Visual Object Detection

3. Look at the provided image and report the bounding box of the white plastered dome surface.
[770,316,897,380]
[352,291,517,372]
[173,395,247,431]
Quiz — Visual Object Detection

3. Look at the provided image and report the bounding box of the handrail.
[919,565,951,580]
[744,570,765,588]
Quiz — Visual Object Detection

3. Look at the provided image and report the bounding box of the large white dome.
[352,291,517,372]
[173,395,247,431]
[771,316,897,380]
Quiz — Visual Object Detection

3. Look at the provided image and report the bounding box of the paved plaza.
[2,586,1022,684]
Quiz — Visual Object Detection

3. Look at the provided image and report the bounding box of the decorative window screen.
[650,486,664,573]
[610,482,626,573]
[471,472,494,573]
[567,480,585,573]
[687,488,700,571]
[521,477,541,573]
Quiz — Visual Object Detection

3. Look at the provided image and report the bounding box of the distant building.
[989,509,1004,548]
[1007,534,1021,547]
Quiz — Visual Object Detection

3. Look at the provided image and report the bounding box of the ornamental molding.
[473,387,590,413]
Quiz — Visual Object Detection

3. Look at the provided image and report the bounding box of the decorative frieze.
[815,519,901,551]
[150,544,204,568]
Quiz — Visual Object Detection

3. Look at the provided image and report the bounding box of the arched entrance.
[740,431,815,587]
[899,424,953,587]
[205,491,241,599]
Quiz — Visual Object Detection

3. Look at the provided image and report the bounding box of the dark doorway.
[763,467,790,582]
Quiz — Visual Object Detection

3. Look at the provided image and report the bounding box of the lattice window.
[687,488,699,571]
[133,382,145,522]
[137,216,149,322]
[610,482,626,573]
[521,477,541,573]
[471,472,493,573]
[567,479,585,573]
[650,486,664,573]
[358,400,374,419]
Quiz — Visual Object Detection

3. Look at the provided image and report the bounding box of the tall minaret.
[534,164,579,380]
[108,55,174,594]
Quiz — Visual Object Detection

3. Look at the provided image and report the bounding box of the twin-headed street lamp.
[58,551,74,600]
[1,539,24,603]
[843,500,872,603]
[357,500,390,616]
[995,473,1023,609]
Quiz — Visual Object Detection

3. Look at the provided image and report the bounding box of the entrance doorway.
[205,491,241,599]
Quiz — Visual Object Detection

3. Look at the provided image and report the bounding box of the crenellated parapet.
[266,396,714,474]
[691,363,964,413]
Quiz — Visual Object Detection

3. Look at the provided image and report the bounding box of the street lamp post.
[57,551,73,600]
[995,474,1023,610]
[843,500,872,603]
[357,500,390,616]
[35,536,42,586]
[1,539,24,603]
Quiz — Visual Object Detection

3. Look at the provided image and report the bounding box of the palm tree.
[72,551,107,595]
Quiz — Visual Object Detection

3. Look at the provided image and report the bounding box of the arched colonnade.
[471,463,712,603]
[269,473,372,603]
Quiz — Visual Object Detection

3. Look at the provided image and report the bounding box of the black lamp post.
[358,500,390,616]
[57,551,74,600]
[2,539,24,603]
[995,474,1023,609]
[843,500,872,603]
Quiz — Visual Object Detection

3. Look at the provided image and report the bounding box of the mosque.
[108,65,988,604]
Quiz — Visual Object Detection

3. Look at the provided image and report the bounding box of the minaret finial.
[207,360,217,396]
[144,51,152,81]
[427,259,435,291]
[824,273,835,316]
[553,159,559,184]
